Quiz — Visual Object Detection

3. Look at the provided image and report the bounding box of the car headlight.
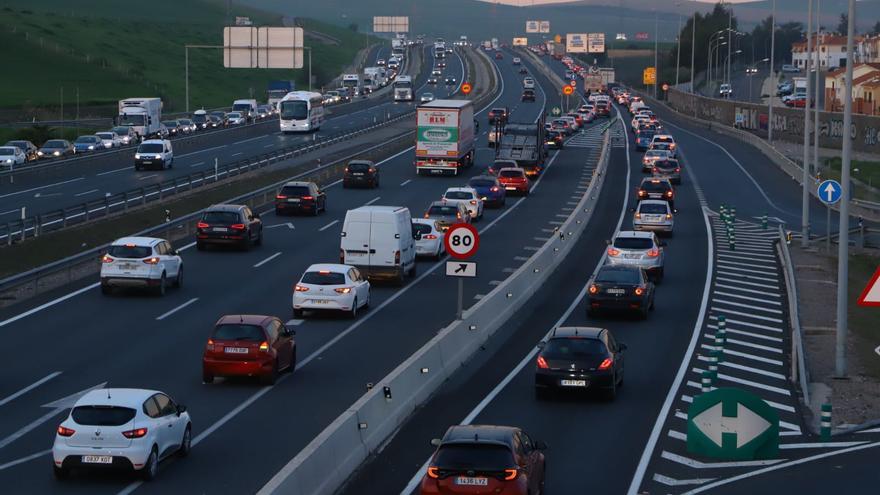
[88,145,94,150]
[53,151,61,156]
[37,151,44,156]
[4,159,11,164]
[135,154,141,159]
[155,155,162,160]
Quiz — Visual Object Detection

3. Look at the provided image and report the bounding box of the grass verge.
[820,157,880,203]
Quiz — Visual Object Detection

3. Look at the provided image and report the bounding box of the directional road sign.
[461,82,472,95]
[687,388,779,460]
[551,106,561,116]
[817,179,842,205]
[445,261,477,277]
[444,223,480,260]
[857,266,880,307]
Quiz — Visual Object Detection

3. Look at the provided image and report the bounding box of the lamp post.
[802,0,814,248]
[722,49,743,87]
[707,30,725,92]
[690,12,697,94]
[769,0,777,143]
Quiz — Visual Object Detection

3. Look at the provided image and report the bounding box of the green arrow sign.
[687,387,779,460]
[551,106,561,116]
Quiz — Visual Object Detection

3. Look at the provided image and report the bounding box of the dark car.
[467,175,506,208]
[495,51,504,60]
[196,204,263,251]
[519,66,529,75]
[586,265,655,319]
[534,326,627,400]
[274,181,326,216]
[4,140,38,161]
[634,129,656,150]
[652,159,681,185]
[636,177,675,208]
[545,130,564,149]
[487,107,509,125]
[202,314,296,385]
[210,111,228,126]
[419,425,546,495]
[343,160,379,188]
[427,76,438,85]
[444,76,457,86]
[207,115,223,128]
[521,89,536,102]
[162,120,182,136]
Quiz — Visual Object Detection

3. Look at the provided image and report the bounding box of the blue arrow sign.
[817,179,842,205]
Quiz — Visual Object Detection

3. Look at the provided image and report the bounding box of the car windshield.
[107,245,152,258]
[0,147,15,155]
[301,271,346,285]
[542,338,606,359]
[596,267,642,284]
[118,114,144,126]
[232,104,251,112]
[433,444,515,471]
[638,131,656,139]
[179,119,193,125]
[280,185,310,196]
[193,114,206,122]
[228,112,241,118]
[444,191,473,200]
[639,203,668,214]
[96,133,113,139]
[646,151,666,158]
[212,324,265,342]
[655,160,677,169]
[112,127,129,136]
[280,100,309,120]
[422,93,434,98]
[613,237,654,250]
[469,179,495,188]
[499,170,523,178]
[163,121,178,127]
[428,205,459,216]
[347,162,372,172]
[138,143,164,153]
[7,141,26,148]
[71,406,136,426]
[43,140,66,148]
[75,136,96,143]
[202,211,241,224]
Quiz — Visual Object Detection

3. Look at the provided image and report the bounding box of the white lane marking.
[231,152,243,157]
[0,448,52,471]
[0,372,62,407]
[0,177,84,200]
[715,283,781,297]
[716,276,779,290]
[691,368,790,395]
[702,345,783,366]
[661,450,783,469]
[0,283,99,328]
[264,144,274,149]
[779,441,868,450]
[876,344,880,358]
[155,297,199,321]
[709,307,783,323]
[707,359,787,380]
[709,315,783,333]
[523,246,540,251]
[712,299,783,314]
[488,280,502,286]
[713,337,782,353]
[473,294,484,300]
[136,174,157,181]
[0,209,20,216]
[189,161,204,168]
[96,166,130,176]
[714,291,782,305]
[319,219,340,232]
[74,189,99,197]
[253,252,282,268]
[285,319,305,326]
[363,196,381,206]
[706,325,783,342]
[716,262,778,276]
[653,473,715,487]
[400,179,412,186]
[717,270,778,283]
[177,144,226,158]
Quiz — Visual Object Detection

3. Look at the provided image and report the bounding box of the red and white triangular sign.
[857,266,880,307]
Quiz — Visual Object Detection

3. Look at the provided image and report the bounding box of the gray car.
[651,159,681,185]
[606,230,665,282]
[423,201,469,232]
[633,200,674,236]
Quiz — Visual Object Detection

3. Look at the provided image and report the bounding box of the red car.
[497,167,530,196]
[202,315,296,385]
[420,424,546,495]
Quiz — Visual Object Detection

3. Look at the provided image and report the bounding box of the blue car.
[467,174,506,208]
[635,130,655,151]
[73,135,102,153]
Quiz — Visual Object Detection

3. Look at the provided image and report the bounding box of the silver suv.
[606,230,665,283]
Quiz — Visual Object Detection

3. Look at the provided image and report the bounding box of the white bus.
[278,91,324,133]
[393,76,414,102]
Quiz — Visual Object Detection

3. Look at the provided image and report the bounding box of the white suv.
[100,237,183,296]
[134,139,173,171]
[52,388,191,481]
[441,187,484,220]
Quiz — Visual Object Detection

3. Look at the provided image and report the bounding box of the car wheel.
[262,360,278,385]
[287,346,297,373]
[254,231,263,246]
[349,298,358,319]
[141,447,158,481]
[101,284,112,296]
[293,308,304,319]
[174,266,183,288]
[202,372,214,384]
[196,241,205,251]
[604,376,618,401]
[52,464,69,480]
[178,425,191,457]
[155,273,167,297]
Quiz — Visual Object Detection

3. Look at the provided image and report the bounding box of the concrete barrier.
[258,125,614,495]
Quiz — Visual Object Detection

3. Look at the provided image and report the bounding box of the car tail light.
[295,285,309,292]
[491,186,500,192]
[423,234,438,240]
[142,257,160,265]
[101,254,114,263]
[536,355,549,369]
[197,221,209,229]
[589,284,599,294]
[675,167,681,172]
[276,195,287,200]
[122,427,148,439]
[469,200,477,205]
[424,213,430,218]
[607,247,620,257]
[394,250,401,265]
[302,196,314,201]
[666,191,674,198]
[427,467,440,479]
[57,426,75,437]
[335,287,352,294]
[503,469,518,481]
[652,167,658,174]
[258,341,269,352]
[206,338,214,351]
[598,357,613,370]
[456,213,462,219]
[647,248,660,258]
[638,190,646,197]
[634,287,645,296]
[231,223,246,230]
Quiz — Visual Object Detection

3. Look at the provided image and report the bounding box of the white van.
[232,99,258,122]
[340,206,417,284]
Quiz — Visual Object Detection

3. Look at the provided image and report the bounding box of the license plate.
[82,455,113,464]
[648,215,662,221]
[311,299,330,304]
[142,161,152,165]
[120,263,137,270]
[607,288,625,295]
[224,347,248,354]
[287,198,300,203]
[213,227,228,232]
[624,254,641,259]
[561,379,587,387]
[455,477,488,486]
[505,187,517,191]
[430,170,443,175]
[353,173,364,176]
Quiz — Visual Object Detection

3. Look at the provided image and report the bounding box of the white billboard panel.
[223,27,303,68]
[588,33,606,53]
[513,37,528,47]
[539,21,550,33]
[526,20,539,33]
[566,33,587,53]
[373,16,409,33]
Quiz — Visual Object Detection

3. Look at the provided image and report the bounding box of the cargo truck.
[118,98,163,139]
[495,120,546,179]
[267,81,295,109]
[393,76,414,102]
[415,100,475,176]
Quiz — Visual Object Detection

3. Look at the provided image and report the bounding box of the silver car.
[641,149,670,172]
[606,230,665,282]
[651,158,681,185]
[633,200,674,236]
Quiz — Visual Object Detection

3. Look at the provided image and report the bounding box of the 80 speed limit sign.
[444,223,480,259]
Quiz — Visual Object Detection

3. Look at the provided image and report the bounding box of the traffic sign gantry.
[687,388,779,460]
[857,266,880,307]
[444,223,479,260]
[562,85,574,96]
[461,82,472,95]
[817,179,842,205]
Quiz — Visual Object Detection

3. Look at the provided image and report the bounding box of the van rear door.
[369,220,398,269]
[342,212,372,268]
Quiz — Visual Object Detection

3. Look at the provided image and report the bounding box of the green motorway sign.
[687,388,779,460]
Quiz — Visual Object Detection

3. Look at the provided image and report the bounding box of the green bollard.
[762,213,768,230]
[820,404,832,441]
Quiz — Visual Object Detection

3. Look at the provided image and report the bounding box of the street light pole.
[726,4,732,85]
[835,0,856,378]
[675,9,682,87]
[690,13,696,94]
[769,0,777,143]
[801,0,813,248]
[813,0,822,178]
[654,10,659,98]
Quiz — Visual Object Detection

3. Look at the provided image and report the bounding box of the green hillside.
[0,0,378,116]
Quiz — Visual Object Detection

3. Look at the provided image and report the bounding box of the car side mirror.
[176,404,187,416]
[430,438,442,447]
[619,343,628,351]
[169,249,178,256]
[534,440,548,450]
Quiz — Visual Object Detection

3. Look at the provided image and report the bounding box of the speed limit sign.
[444,223,480,260]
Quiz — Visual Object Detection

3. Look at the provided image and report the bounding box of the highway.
[0,42,594,495]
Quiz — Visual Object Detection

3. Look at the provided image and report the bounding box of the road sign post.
[687,388,779,460]
[444,224,480,320]
[818,179,842,252]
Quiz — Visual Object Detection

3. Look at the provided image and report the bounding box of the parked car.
[37,139,74,159]
[100,236,183,295]
[4,140,38,161]
[202,314,296,385]
[196,204,263,251]
[274,181,326,215]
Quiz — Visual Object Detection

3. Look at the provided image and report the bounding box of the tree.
[871,20,880,36]
[838,13,848,35]
[664,2,739,78]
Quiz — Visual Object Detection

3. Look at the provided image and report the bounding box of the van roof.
[349,205,407,214]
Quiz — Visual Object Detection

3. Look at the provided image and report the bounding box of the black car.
[343,160,379,188]
[444,76,457,86]
[521,89,536,102]
[545,130,564,149]
[427,76,438,85]
[274,181,326,216]
[534,326,627,400]
[519,66,529,74]
[162,120,181,136]
[196,204,263,251]
[587,265,655,319]
[207,115,223,128]
[487,107,509,125]
[210,111,228,126]
[37,139,74,159]
[636,177,675,208]
[4,140,38,161]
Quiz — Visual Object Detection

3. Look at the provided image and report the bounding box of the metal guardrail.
[775,226,811,407]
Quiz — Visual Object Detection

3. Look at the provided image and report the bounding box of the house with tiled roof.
[792,33,859,70]
[824,63,880,114]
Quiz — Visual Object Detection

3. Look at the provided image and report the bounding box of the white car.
[100,236,183,296]
[421,92,435,103]
[95,131,122,149]
[641,149,671,171]
[293,263,371,318]
[52,388,191,481]
[412,218,445,259]
[227,112,246,125]
[559,116,579,132]
[134,139,173,171]
[441,187,484,220]
[633,199,674,235]
[523,77,535,89]
[719,83,732,97]
[0,146,26,168]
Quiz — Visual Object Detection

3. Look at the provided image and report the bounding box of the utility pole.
[801,0,813,248]
[726,3,732,86]
[813,0,822,178]
[654,10,659,98]
[690,13,696,94]
[769,0,777,143]
[835,0,856,378]
[675,7,682,87]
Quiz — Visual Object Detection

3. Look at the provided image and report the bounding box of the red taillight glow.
[490,186,500,192]
[258,341,269,352]
[598,357,613,370]
[142,257,160,265]
[231,223,246,230]
[504,469,518,481]
[675,167,681,172]
[666,191,673,198]
[122,427,148,439]
[589,284,599,294]
[469,200,477,205]
[335,287,352,294]
[536,355,549,369]
[427,467,440,479]
[276,195,287,200]
[302,195,314,201]
[101,254,114,263]
[295,284,309,292]
[647,248,660,258]
[394,250,401,265]
[423,234,438,240]
[57,426,75,437]
[634,287,645,296]
[607,247,620,257]
[197,221,209,229]
[206,338,214,351]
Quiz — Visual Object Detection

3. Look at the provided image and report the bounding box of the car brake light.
[675,167,681,172]
[142,257,160,265]
[231,223,246,230]
[302,195,314,200]
[536,355,549,369]
[424,213,430,219]
[423,234,438,240]
[258,341,269,352]
[122,427,148,439]
[634,287,645,296]
[589,284,599,294]
[197,221,209,229]
[598,357,613,370]
[647,248,660,258]
[638,190,646,197]
[276,195,287,200]
[504,468,518,481]
[490,186,500,192]
[469,200,477,205]
[206,338,214,351]
[427,467,440,479]
[666,191,673,198]
[652,167,658,174]
[57,426,75,437]
[607,247,620,257]
[295,284,309,292]
[456,213,462,219]
[101,254,114,263]
[335,287,352,294]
